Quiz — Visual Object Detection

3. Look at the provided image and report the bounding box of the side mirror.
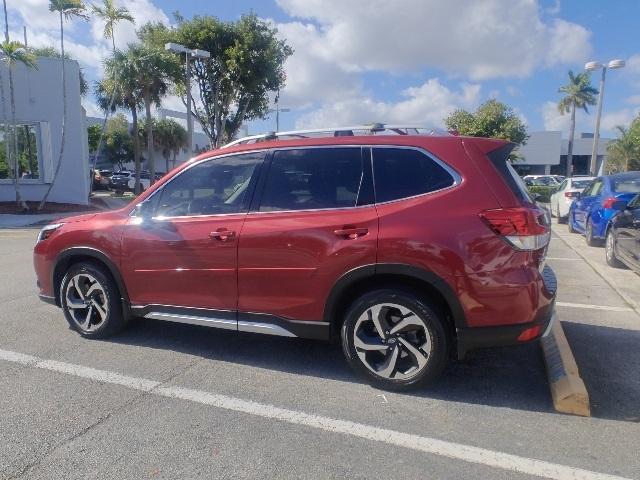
[611,200,627,211]
[134,201,154,220]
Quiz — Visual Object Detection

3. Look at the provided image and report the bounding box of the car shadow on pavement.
[108,317,560,415]
[562,321,640,423]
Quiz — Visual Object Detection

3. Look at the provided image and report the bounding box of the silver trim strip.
[238,321,297,337]
[145,312,237,330]
[542,310,557,338]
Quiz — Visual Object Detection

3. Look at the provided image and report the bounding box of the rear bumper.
[456,265,557,359]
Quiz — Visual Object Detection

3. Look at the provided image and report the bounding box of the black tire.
[341,288,448,391]
[568,210,577,233]
[605,228,625,268]
[60,262,127,339]
[585,218,599,246]
[556,204,567,224]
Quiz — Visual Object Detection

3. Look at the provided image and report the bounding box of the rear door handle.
[334,227,368,240]
[209,229,236,241]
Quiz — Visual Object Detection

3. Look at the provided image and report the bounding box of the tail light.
[602,197,618,209]
[479,207,550,251]
[564,191,579,198]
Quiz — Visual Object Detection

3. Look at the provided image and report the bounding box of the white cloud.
[296,78,480,128]
[274,21,361,109]
[276,0,592,80]
[541,101,639,137]
[627,95,640,106]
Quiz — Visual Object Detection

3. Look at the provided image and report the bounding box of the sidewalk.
[0,212,87,229]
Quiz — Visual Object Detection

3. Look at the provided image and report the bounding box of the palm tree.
[91,0,134,52]
[96,50,143,192]
[606,125,640,173]
[88,0,134,196]
[0,41,37,208]
[39,0,88,210]
[558,71,598,177]
[128,44,180,188]
[153,118,188,171]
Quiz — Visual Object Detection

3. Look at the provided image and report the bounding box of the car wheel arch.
[323,263,466,341]
[53,247,130,313]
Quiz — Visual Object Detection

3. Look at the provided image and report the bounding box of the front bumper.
[456,265,557,359]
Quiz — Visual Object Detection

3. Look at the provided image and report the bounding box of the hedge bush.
[527,185,555,203]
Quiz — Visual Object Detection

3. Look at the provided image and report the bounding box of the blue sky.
[6,0,640,139]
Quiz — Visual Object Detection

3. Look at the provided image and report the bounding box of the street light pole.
[185,51,192,154]
[165,43,210,155]
[585,59,625,176]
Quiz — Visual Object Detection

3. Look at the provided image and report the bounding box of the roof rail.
[222,124,449,148]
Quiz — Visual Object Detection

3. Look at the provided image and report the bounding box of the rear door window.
[259,148,365,212]
[613,178,640,194]
[372,147,456,203]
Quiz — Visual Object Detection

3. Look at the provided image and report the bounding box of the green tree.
[557,71,598,177]
[87,124,103,152]
[139,14,292,147]
[0,40,37,208]
[39,0,88,211]
[606,119,640,173]
[95,49,143,192]
[30,46,88,95]
[150,118,188,171]
[444,99,528,159]
[103,113,133,170]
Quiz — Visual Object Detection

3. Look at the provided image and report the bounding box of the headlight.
[37,223,64,242]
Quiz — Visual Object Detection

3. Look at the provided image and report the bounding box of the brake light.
[602,197,617,209]
[479,207,550,251]
[564,191,579,198]
[517,325,542,342]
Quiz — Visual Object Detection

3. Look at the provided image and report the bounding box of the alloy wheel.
[606,230,615,262]
[64,273,109,332]
[353,303,432,380]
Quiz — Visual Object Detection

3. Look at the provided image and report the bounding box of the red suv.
[34,127,556,390]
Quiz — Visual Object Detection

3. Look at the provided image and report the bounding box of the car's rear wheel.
[605,228,625,268]
[585,218,598,246]
[556,204,567,224]
[341,289,448,390]
[60,262,127,339]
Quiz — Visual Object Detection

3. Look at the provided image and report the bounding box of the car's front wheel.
[341,289,448,390]
[60,262,127,339]
[605,228,625,268]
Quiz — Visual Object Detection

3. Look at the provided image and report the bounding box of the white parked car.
[549,176,595,223]
[127,172,151,192]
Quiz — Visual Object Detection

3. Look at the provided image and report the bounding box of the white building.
[515,131,610,176]
[0,58,90,205]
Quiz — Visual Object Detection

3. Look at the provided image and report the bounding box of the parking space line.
[546,257,581,261]
[0,347,630,480]
[556,302,634,312]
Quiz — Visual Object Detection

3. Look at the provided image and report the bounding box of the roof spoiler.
[469,138,515,157]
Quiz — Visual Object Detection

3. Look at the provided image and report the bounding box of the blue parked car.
[568,172,640,245]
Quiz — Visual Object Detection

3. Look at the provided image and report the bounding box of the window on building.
[0,124,41,181]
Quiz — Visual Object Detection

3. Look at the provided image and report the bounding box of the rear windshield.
[613,178,640,193]
[572,180,592,189]
[487,143,533,203]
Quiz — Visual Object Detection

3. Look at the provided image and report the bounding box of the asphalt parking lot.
[1,223,639,480]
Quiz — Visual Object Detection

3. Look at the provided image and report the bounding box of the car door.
[237,146,378,324]
[120,151,264,313]
[574,179,602,230]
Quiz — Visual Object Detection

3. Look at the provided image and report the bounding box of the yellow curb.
[540,318,591,417]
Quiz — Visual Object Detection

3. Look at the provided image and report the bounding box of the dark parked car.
[606,193,640,273]
[109,171,133,193]
[568,172,640,245]
[34,126,556,390]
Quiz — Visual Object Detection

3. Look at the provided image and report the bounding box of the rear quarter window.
[372,147,456,203]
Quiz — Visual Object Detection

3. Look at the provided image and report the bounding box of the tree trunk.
[165,153,169,173]
[88,35,119,200]
[565,102,576,177]
[8,64,27,209]
[38,12,68,210]
[172,151,177,169]
[131,107,141,194]
[144,95,155,186]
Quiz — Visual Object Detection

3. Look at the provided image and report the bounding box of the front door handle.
[210,228,236,241]
[334,227,368,240]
